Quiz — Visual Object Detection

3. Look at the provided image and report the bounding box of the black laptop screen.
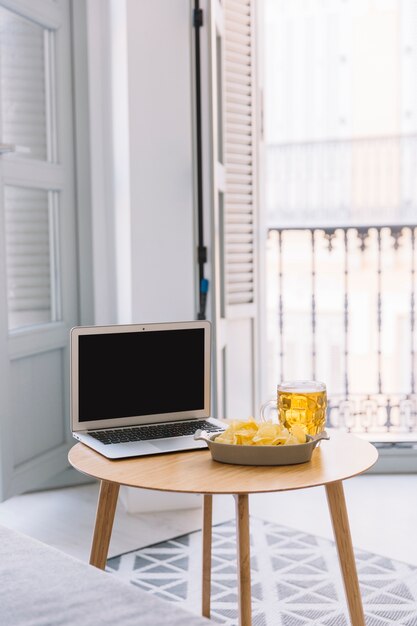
[78,329,205,422]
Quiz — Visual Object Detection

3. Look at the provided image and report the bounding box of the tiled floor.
[0,472,416,566]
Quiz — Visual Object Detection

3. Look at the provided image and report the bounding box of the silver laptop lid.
[70,320,211,432]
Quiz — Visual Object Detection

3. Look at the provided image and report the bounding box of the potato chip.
[236,418,258,431]
[284,433,299,445]
[214,418,308,446]
[290,423,308,444]
[254,423,279,438]
[215,428,236,444]
[235,433,255,446]
[215,431,233,444]
[243,421,258,443]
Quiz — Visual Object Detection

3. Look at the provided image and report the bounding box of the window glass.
[0,6,50,160]
[5,186,60,330]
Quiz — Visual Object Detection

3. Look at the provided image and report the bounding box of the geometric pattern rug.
[106,518,417,626]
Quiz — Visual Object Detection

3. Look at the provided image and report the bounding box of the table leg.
[234,494,252,626]
[325,481,365,626]
[202,494,213,618]
[90,480,120,570]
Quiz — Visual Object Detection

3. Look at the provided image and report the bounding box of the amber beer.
[277,381,327,435]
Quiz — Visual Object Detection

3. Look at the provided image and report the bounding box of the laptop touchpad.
[153,438,201,452]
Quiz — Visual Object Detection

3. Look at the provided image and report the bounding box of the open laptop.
[70,320,226,459]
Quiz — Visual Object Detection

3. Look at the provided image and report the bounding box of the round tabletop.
[68,429,378,495]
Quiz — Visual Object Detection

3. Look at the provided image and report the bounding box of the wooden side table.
[69,429,378,626]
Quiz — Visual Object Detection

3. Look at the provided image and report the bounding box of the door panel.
[12,349,65,465]
[0,0,78,500]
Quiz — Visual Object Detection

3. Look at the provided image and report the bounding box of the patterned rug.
[106,518,417,626]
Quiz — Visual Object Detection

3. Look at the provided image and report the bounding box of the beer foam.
[278,380,325,394]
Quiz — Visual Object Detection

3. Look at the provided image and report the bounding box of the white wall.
[125,0,197,323]
[85,0,198,326]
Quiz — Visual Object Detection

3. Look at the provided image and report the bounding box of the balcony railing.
[266,136,417,439]
[266,226,417,438]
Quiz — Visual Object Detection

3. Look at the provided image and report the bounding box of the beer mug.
[260,380,327,436]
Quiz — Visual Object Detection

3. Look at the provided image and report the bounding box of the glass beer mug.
[260,380,327,436]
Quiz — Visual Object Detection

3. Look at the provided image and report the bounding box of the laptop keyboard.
[89,420,223,445]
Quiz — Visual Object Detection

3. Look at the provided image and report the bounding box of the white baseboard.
[119,486,202,513]
[28,466,96,492]
[367,445,417,473]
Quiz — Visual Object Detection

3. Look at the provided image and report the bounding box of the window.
[0,6,60,331]
[264,0,417,437]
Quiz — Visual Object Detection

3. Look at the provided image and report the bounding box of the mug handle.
[259,399,277,423]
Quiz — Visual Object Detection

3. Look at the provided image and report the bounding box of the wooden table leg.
[90,480,120,569]
[325,481,365,626]
[234,494,252,626]
[202,494,213,618]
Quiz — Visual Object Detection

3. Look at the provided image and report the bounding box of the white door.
[208,0,261,420]
[0,0,78,500]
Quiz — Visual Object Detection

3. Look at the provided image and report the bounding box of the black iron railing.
[267,224,417,436]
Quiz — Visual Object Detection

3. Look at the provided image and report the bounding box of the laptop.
[70,320,226,459]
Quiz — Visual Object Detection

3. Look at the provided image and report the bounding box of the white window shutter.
[209,0,260,420]
[5,186,52,316]
[224,0,257,308]
[0,5,48,160]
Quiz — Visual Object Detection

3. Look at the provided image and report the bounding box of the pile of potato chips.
[215,418,307,446]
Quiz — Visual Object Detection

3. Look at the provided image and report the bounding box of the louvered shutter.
[208,0,259,420]
[5,186,52,320]
[224,0,256,309]
[0,6,58,330]
[0,5,48,160]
